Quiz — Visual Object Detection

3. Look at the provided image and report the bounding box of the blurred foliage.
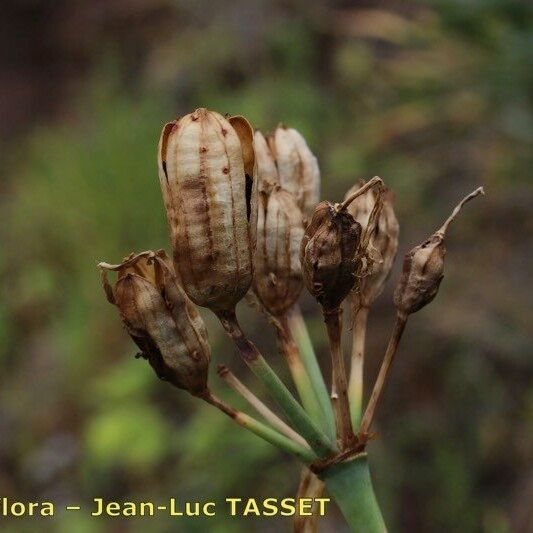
[0,0,531,532]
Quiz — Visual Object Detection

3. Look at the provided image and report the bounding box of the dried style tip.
[253,185,305,317]
[344,180,399,308]
[300,201,362,312]
[394,187,484,316]
[269,125,320,219]
[98,250,210,395]
[158,108,255,312]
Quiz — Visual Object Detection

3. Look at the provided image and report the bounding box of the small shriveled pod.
[344,180,399,309]
[158,108,255,312]
[268,125,320,220]
[394,186,484,318]
[253,183,305,317]
[99,250,211,396]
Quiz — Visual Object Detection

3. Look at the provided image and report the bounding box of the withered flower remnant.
[99,250,210,396]
[253,183,305,317]
[269,125,320,219]
[394,186,484,317]
[344,181,399,309]
[158,108,256,312]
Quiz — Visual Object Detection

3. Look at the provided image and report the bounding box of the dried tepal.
[98,105,484,533]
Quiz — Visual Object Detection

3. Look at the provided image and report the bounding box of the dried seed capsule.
[253,183,305,317]
[99,251,211,396]
[268,125,320,219]
[394,187,484,317]
[300,201,362,312]
[158,108,255,312]
[344,181,399,308]
[301,178,384,312]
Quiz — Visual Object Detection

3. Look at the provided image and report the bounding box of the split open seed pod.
[99,250,211,396]
[268,125,320,220]
[394,187,484,317]
[158,108,256,312]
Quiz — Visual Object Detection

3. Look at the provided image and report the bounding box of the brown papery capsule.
[394,187,484,317]
[269,125,320,220]
[99,251,211,396]
[300,201,362,313]
[253,183,305,317]
[300,177,384,312]
[345,180,399,308]
[158,108,255,312]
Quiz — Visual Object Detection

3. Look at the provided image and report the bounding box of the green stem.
[288,305,336,441]
[201,391,316,463]
[348,306,369,428]
[277,314,328,435]
[216,309,336,457]
[320,454,386,532]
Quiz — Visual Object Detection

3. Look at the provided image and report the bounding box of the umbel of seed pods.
[99,107,484,480]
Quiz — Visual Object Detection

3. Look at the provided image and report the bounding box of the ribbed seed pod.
[158,108,255,312]
[394,187,484,317]
[300,201,362,312]
[268,125,320,219]
[253,183,305,317]
[99,250,210,396]
[345,181,399,308]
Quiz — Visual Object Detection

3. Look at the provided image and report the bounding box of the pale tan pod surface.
[253,186,304,316]
[271,126,301,202]
[270,126,320,219]
[288,128,320,218]
[253,130,278,189]
[160,108,252,311]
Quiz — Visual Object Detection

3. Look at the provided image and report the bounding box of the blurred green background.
[1,1,531,531]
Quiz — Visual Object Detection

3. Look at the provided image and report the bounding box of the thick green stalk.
[216,309,336,457]
[288,306,336,441]
[320,454,386,532]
